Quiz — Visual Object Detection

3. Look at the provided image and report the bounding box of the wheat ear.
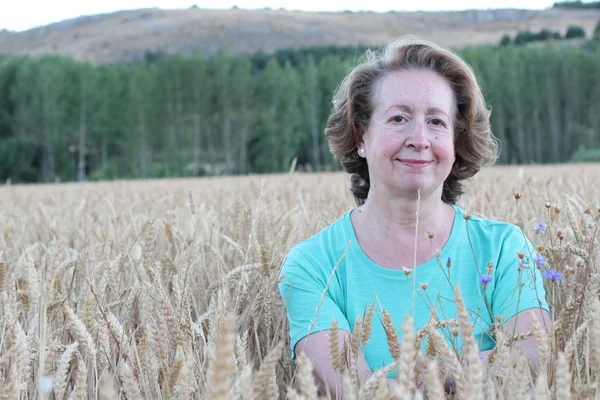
[534,369,550,400]
[328,319,343,372]
[362,303,375,347]
[358,363,396,400]
[296,352,319,399]
[53,342,78,400]
[119,360,142,399]
[555,352,571,400]
[424,361,445,400]
[382,310,401,362]
[64,305,97,362]
[98,369,118,400]
[206,312,237,400]
[455,286,483,400]
[428,328,463,394]
[396,316,416,396]
[252,341,283,399]
[70,352,88,400]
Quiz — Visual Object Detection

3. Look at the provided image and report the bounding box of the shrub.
[499,34,512,46]
[0,137,41,183]
[565,25,586,39]
[571,147,600,162]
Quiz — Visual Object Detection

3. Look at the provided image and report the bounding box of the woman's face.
[358,69,456,200]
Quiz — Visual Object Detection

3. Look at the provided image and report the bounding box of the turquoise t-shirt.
[278,205,549,373]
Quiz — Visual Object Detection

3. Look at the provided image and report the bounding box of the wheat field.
[0,163,599,399]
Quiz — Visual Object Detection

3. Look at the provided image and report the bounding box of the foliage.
[553,0,600,8]
[499,34,512,47]
[513,29,561,45]
[1,43,600,183]
[571,147,600,162]
[565,25,586,39]
[0,136,40,182]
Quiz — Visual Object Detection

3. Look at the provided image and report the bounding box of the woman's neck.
[355,189,452,242]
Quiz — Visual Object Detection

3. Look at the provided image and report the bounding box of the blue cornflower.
[543,269,564,281]
[533,254,549,268]
[533,221,548,234]
[480,274,493,287]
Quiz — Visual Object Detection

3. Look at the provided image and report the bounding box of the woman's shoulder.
[453,205,522,235]
[450,205,528,254]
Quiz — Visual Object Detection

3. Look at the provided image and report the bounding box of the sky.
[2,0,556,32]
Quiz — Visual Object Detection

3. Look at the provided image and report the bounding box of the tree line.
[553,0,600,9]
[1,39,600,183]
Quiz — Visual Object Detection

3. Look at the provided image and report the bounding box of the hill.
[0,7,599,63]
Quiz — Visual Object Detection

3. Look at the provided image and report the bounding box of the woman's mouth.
[398,159,433,168]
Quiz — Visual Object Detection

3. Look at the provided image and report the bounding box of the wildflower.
[446,257,451,269]
[532,221,547,234]
[518,259,528,271]
[543,269,564,281]
[403,268,411,277]
[486,261,494,275]
[420,282,428,290]
[514,191,522,200]
[533,254,549,268]
[479,274,493,288]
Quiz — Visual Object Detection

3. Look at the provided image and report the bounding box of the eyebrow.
[384,104,451,118]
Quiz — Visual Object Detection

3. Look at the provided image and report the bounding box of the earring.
[358,148,366,158]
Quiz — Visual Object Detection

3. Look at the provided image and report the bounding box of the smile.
[397,159,433,168]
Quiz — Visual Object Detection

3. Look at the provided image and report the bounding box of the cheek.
[436,138,455,161]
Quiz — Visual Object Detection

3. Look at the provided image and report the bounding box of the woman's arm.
[296,329,372,399]
[485,308,552,377]
[440,308,552,392]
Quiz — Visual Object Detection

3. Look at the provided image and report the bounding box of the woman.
[278,36,550,397]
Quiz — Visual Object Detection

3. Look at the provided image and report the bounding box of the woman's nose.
[405,121,430,150]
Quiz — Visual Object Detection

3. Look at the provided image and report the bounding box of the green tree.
[499,34,512,47]
[565,25,586,39]
[230,57,254,174]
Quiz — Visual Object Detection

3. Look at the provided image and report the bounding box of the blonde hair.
[325,36,499,205]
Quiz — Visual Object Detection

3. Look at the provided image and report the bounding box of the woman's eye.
[391,116,405,123]
[430,118,446,127]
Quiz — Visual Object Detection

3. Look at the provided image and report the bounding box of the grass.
[0,163,598,399]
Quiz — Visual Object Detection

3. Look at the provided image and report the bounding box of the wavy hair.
[325,36,499,205]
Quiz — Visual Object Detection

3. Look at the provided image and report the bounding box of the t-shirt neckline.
[343,204,462,277]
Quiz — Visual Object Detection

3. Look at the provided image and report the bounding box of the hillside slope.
[1,7,599,63]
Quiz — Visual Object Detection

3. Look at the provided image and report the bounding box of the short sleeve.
[278,247,351,358]
[491,226,550,322]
